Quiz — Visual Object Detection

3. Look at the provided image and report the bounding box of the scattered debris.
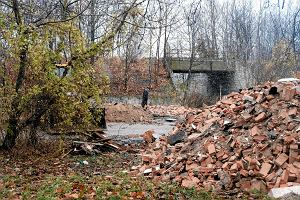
[72,129,122,154]
[167,131,186,145]
[149,105,200,117]
[165,118,177,122]
[132,80,300,192]
[82,160,89,165]
[143,130,155,143]
[268,186,300,198]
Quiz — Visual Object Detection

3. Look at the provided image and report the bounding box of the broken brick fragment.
[280,170,289,184]
[255,112,267,122]
[259,162,272,177]
[207,143,216,155]
[281,88,296,101]
[143,130,155,143]
[181,177,200,188]
[266,172,276,182]
[275,153,289,166]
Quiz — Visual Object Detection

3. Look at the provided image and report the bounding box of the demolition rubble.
[134,79,300,192]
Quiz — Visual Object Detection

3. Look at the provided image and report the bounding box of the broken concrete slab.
[167,131,186,145]
[268,186,300,199]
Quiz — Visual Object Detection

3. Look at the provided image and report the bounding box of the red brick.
[255,112,267,122]
[293,161,300,169]
[236,160,244,170]
[289,149,298,164]
[233,105,245,112]
[186,163,199,171]
[280,170,289,184]
[199,167,214,173]
[142,154,153,163]
[265,172,276,182]
[207,143,216,155]
[280,183,289,188]
[251,179,267,192]
[181,177,200,188]
[222,162,229,170]
[275,153,289,166]
[285,136,296,144]
[143,130,155,143]
[253,135,267,142]
[274,177,281,188]
[266,182,275,190]
[288,173,297,182]
[230,163,238,171]
[204,156,213,165]
[281,88,296,101]
[216,150,225,159]
[243,149,253,156]
[244,156,252,164]
[287,123,297,131]
[222,153,229,160]
[288,107,297,116]
[278,109,288,119]
[290,144,298,150]
[229,155,237,162]
[250,126,260,136]
[240,181,251,191]
[236,119,246,127]
[242,113,252,121]
[288,164,299,174]
[215,161,223,168]
[259,162,272,177]
[221,99,233,105]
[230,140,236,148]
[240,169,248,177]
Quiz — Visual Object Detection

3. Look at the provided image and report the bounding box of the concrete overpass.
[170,58,235,73]
[168,57,236,97]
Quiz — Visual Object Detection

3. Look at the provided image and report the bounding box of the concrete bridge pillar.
[206,71,235,98]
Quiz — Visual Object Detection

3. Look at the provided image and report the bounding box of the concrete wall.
[171,73,208,96]
[170,61,252,98]
[170,59,235,72]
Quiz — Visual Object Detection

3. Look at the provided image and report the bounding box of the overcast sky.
[217,0,299,12]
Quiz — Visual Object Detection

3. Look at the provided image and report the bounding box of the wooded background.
[0,0,300,149]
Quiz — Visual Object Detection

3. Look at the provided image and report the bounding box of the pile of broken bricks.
[148,105,200,117]
[132,79,300,193]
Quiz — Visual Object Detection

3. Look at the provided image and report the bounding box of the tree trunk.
[2,0,29,150]
[2,108,20,149]
[90,0,96,64]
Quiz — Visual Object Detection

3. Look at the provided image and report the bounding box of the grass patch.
[0,173,227,200]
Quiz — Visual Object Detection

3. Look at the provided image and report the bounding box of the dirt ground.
[0,104,271,199]
[0,141,271,200]
[105,103,153,123]
[105,103,200,123]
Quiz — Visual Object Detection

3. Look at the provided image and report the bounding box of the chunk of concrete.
[268,186,300,199]
[167,131,186,145]
[277,78,300,83]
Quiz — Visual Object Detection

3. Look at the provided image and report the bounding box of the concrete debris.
[268,186,300,198]
[132,80,300,192]
[167,131,186,145]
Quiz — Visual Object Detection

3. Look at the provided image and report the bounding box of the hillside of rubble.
[132,78,300,198]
